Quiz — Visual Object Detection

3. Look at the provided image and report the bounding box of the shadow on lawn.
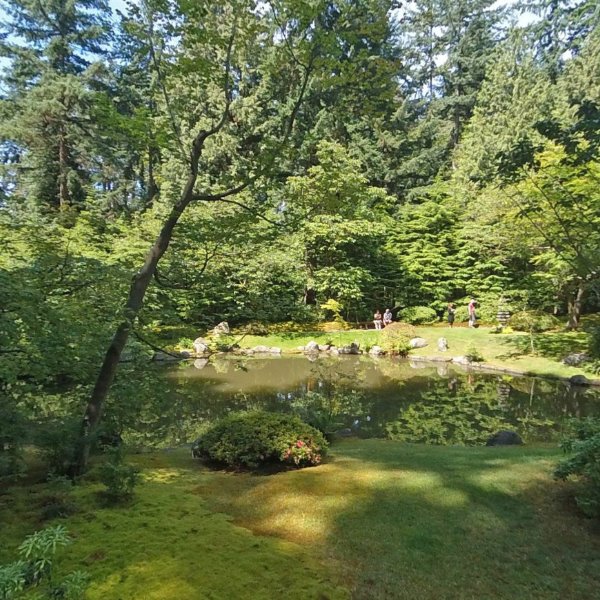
[497,332,589,361]
[329,445,600,600]
[193,443,600,600]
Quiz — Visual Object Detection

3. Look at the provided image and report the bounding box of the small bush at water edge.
[380,322,416,356]
[192,411,328,469]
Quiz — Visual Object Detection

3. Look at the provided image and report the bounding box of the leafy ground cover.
[2,442,600,599]
[234,326,595,380]
[0,455,347,600]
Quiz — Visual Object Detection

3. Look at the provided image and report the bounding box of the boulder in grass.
[369,345,383,355]
[562,353,589,367]
[305,341,320,353]
[437,337,448,352]
[269,347,282,354]
[409,337,428,349]
[486,430,523,446]
[318,344,331,352]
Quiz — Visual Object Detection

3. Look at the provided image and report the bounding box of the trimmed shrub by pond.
[191,411,328,469]
[380,322,416,355]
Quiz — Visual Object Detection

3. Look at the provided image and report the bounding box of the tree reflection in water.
[107,356,600,448]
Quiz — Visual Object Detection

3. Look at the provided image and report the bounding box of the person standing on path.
[374,310,383,330]
[468,298,477,327]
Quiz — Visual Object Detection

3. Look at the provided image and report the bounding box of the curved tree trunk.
[566,282,585,331]
[72,143,202,475]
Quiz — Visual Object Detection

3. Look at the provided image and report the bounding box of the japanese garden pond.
[128,355,600,448]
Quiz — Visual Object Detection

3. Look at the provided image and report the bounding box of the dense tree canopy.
[0,0,599,469]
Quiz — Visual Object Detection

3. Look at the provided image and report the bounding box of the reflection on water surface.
[127,355,600,448]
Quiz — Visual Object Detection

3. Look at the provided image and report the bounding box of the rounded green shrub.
[400,306,438,325]
[510,310,560,333]
[191,411,328,469]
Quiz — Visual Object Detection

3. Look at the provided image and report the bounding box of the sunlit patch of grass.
[0,453,348,600]
[195,440,600,599]
[3,442,600,599]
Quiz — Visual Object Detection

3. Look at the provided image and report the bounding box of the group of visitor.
[447,298,477,328]
[374,299,478,329]
[373,308,393,330]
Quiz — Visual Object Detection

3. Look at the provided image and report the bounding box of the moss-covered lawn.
[236,326,596,380]
[2,442,600,599]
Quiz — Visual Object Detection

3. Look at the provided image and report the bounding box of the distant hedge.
[510,310,560,333]
[192,411,328,469]
[401,306,438,325]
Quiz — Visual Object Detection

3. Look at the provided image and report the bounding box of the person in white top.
[383,308,393,327]
[468,298,477,327]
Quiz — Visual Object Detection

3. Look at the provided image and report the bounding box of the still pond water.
[151,355,600,447]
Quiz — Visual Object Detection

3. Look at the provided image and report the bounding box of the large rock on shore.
[562,353,588,366]
[409,337,428,349]
[193,337,210,354]
[212,321,230,335]
[340,342,360,354]
[305,340,320,353]
[570,375,591,386]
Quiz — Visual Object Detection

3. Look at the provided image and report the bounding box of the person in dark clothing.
[447,303,456,328]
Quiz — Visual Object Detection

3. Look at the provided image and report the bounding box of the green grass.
[234,326,596,380]
[2,442,599,599]
[0,454,347,599]
[193,441,600,599]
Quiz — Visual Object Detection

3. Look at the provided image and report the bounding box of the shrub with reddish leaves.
[192,411,328,469]
[282,439,323,467]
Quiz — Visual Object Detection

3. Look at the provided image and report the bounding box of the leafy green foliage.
[401,306,438,325]
[0,525,88,600]
[380,322,416,356]
[192,411,328,469]
[98,447,140,503]
[0,394,27,480]
[555,418,600,517]
[510,311,560,333]
[465,346,485,362]
[34,417,81,477]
